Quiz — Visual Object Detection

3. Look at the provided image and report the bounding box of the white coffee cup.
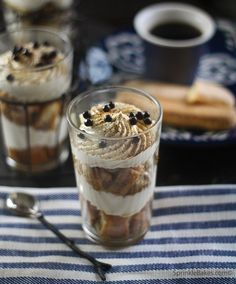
[134,3,216,84]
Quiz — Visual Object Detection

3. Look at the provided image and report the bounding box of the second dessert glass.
[67,86,162,246]
[0,27,73,173]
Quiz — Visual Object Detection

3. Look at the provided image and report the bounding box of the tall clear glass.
[67,86,162,246]
[0,27,73,173]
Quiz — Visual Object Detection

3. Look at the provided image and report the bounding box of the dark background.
[0,0,236,187]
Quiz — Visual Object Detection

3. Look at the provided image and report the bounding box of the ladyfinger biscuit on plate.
[122,79,236,130]
[187,80,235,106]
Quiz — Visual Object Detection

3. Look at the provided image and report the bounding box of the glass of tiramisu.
[67,86,162,246]
[2,0,75,38]
[0,27,73,173]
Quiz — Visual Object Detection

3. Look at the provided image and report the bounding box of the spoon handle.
[37,214,111,281]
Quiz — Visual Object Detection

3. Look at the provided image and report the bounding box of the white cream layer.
[0,46,72,103]
[0,73,71,102]
[76,173,154,217]
[1,115,68,149]
[71,140,158,169]
[4,0,73,12]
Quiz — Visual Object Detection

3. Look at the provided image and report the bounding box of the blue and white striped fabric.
[0,185,235,283]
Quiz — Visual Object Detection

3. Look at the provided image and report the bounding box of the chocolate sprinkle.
[41,53,50,61]
[103,105,110,112]
[43,41,50,46]
[13,46,23,55]
[144,118,152,125]
[83,111,91,119]
[132,136,140,144]
[84,119,93,127]
[136,111,143,120]
[143,111,150,118]
[6,74,14,82]
[78,133,85,139]
[40,53,52,65]
[104,114,112,122]
[99,140,107,148]
[129,117,137,125]
[48,50,57,59]
[109,101,115,109]
[12,54,20,61]
[33,42,40,49]
[22,49,32,57]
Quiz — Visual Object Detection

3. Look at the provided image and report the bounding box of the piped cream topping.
[0,42,71,102]
[71,102,158,169]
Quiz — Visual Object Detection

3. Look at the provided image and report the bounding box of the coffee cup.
[134,3,215,85]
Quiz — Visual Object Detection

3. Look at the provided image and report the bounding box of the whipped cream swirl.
[0,42,72,102]
[72,102,158,169]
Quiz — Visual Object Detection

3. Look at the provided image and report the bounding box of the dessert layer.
[1,114,68,149]
[75,158,153,195]
[83,198,151,241]
[0,42,72,103]
[76,173,154,216]
[8,145,62,165]
[0,100,65,129]
[71,102,158,169]
[72,140,158,169]
[3,0,73,13]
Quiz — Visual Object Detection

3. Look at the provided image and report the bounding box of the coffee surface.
[150,22,202,40]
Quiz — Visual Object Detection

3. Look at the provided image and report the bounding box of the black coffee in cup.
[150,22,202,40]
[134,3,215,84]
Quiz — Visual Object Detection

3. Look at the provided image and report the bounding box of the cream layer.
[76,173,155,217]
[1,114,68,149]
[71,140,158,169]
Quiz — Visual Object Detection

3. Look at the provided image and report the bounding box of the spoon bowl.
[6,192,39,217]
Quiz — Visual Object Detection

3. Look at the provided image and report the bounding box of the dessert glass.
[2,0,75,38]
[0,27,73,173]
[67,86,162,246]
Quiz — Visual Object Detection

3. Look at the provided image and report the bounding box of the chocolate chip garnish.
[33,42,40,49]
[84,119,93,127]
[12,54,20,61]
[144,118,152,125]
[78,133,85,139]
[48,50,57,59]
[13,46,23,55]
[132,136,140,144]
[136,111,143,120]
[99,140,107,148]
[103,105,110,112]
[129,112,135,117]
[129,117,137,125]
[43,41,50,46]
[143,111,150,118]
[83,111,91,119]
[41,53,50,61]
[6,74,14,82]
[109,101,115,109]
[22,49,32,57]
[104,114,112,122]
[40,53,52,65]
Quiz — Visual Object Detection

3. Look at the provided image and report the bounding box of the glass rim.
[0,26,73,72]
[67,85,163,141]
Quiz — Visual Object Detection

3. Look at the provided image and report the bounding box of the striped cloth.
[0,185,235,283]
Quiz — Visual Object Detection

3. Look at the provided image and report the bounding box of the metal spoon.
[6,191,112,281]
